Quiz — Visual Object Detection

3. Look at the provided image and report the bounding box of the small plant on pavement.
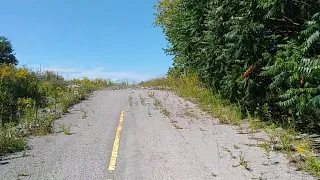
[128,94,133,106]
[184,109,197,118]
[264,123,278,146]
[81,108,88,119]
[153,99,163,108]
[279,130,295,158]
[234,144,239,149]
[170,120,183,129]
[239,152,251,171]
[60,124,71,135]
[248,113,264,133]
[148,91,156,98]
[17,168,29,177]
[161,108,170,117]
[172,123,183,129]
[262,141,271,160]
[139,94,146,105]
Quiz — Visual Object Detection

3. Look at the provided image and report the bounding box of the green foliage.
[0,123,27,156]
[0,46,110,156]
[154,0,320,132]
[306,155,320,176]
[60,124,71,135]
[0,36,18,65]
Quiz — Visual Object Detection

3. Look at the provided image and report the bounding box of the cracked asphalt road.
[0,89,316,180]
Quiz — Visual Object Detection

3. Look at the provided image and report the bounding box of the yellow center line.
[108,110,125,172]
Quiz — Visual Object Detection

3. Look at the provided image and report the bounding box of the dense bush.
[0,64,44,124]
[154,0,320,132]
[0,36,111,155]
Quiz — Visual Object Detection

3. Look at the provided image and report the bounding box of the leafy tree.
[155,0,320,132]
[0,36,18,65]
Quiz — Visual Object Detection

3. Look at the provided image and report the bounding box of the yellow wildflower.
[15,68,30,79]
[296,143,309,154]
[0,65,14,80]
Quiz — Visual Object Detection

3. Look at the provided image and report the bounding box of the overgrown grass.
[306,156,320,176]
[0,124,27,156]
[0,76,110,156]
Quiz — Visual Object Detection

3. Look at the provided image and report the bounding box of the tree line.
[154,0,320,132]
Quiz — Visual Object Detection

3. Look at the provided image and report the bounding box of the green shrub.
[153,0,320,133]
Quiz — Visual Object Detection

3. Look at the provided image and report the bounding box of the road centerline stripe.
[108,110,125,172]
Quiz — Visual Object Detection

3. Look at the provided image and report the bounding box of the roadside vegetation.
[0,36,111,156]
[141,0,320,176]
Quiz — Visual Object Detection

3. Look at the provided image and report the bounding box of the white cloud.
[28,65,151,83]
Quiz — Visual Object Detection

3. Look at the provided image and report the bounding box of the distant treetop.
[0,36,18,65]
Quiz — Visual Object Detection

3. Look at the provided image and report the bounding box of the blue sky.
[0,0,172,82]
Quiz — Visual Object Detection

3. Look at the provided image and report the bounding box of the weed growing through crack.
[170,120,183,129]
[222,146,237,159]
[128,94,133,106]
[148,91,156,99]
[172,123,183,129]
[264,123,278,145]
[236,124,245,134]
[17,168,29,178]
[279,130,295,159]
[139,94,146,105]
[184,109,197,118]
[161,108,170,117]
[234,144,239,149]
[81,108,88,119]
[153,99,163,109]
[246,111,265,134]
[60,124,71,135]
[22,145,28,157]
[239,152,251,171]
[262,141,271,160]
[171,120,178,123]
[222,146,231,153]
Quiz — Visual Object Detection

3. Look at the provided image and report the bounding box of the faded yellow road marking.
[108,110,125,172]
